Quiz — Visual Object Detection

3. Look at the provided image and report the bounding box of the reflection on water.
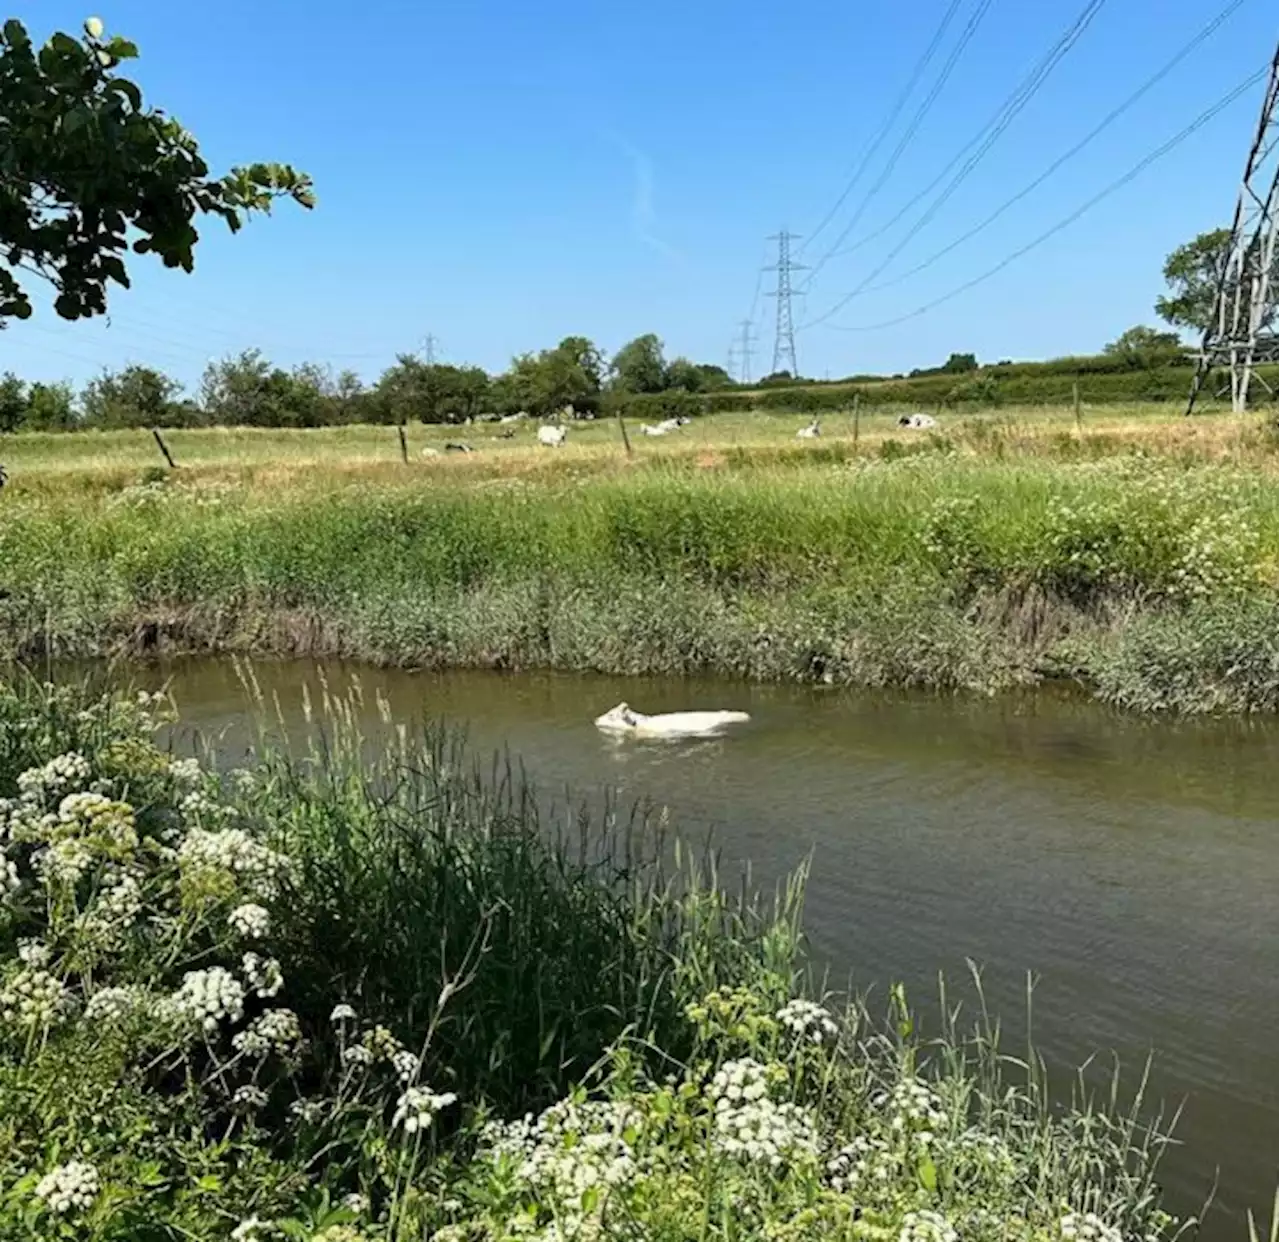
[83,657,1279,1234]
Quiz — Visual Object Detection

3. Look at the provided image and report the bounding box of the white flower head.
[241,952,283,998]
[228,902,271,939]
[34,1160,99,1215]
[171,966,245,1033]
[329,1002,357,1024]
[392,1085,457,1133]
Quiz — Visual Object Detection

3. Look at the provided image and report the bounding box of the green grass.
[0,406,1275,712]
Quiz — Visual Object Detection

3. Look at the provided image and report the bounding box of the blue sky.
[5,0,1275,391]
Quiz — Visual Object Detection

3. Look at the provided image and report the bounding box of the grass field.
[1,403,1275,713]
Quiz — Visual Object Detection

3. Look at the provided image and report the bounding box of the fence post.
[397,423,408,463]
[150,427,177,469]
[616,408,633,457]
[852,393,861,447]
[1072,380,1082,432]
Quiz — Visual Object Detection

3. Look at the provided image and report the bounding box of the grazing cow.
[639,424,667,437]
[444,442,474,453]
[0,464,7,490]
[537,425,567,447]
[420,447,440,457]
[796,419,821,439]
[898,413,937,429]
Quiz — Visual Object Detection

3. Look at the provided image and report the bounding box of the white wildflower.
[85,985,147,1023]
[342,1045,374,1069]
[233,1084,268,1111]
[900,1210,958,1242]
[34,1160,99,1215]
[0,967,73,1028]
[18,752,91,804]
[330,1002,357,1024]
[290,1098,325,1124]
[233,1008,302,1057]
[1061,1212,1123,1242]
[776,998,839,1044]
[168,757,203,787]
[1,854,19,903]
[241,952,283,998]
[227,902,271,939]
[342,1192,369,1216]
[77,871,143,944]
[393,1085,457,1133]
[178,827,292,900]
[16,939,50,967]
[170,966,245,1033]
[232,1215,273,1241]
[391,1048,420,1083]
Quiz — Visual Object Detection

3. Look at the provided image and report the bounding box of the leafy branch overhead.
[0,16,314,323]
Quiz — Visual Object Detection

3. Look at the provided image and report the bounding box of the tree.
[692,363,735,390]
[662,358,706,392]
[611,334,666,393]
[0,17,313,324]
[23,380,75,429]
[374,358,491,424]
[941,352,978,373]
[1102,325,1183,369]
[0,372,26,431]
[503,336,604,416]
[199,350,327,427]
[81,364,181,428]
[1156,227,1276,337]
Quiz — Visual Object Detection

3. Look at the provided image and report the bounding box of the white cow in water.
[898,412,937,429]
[796,418,821,439]
[537,424,567,447]
[594,702,751,739]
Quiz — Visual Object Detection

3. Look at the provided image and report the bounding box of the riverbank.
[0,673,1189,1239]
[1,410,1274,714]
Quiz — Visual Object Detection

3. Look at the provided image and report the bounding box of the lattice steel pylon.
[1186,50,1279,415]
[765,231,806,377]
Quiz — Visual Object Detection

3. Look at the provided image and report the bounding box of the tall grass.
[0,439,1274,712]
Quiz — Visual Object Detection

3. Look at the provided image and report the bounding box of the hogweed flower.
[1060,1212,1123,1242]
[233,1084,269,1112]
[900,1210,958,1242]
[776,998,839,1044]
[228,902,271,939]
[393,1085,457,1133]
[34,1161,99,1215]
[171,966,245,1032]
[242,952,284,999]
[0,967,73,1029]
[330,1002,357,1024]
[233,1008,302,1057]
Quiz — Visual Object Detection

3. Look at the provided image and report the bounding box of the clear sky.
[5,0,1276,392]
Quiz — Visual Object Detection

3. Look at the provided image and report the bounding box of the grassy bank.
[0,673,1188,1239]
[0,407,1275,713]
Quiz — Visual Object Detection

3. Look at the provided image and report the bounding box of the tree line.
[0,335,738,432]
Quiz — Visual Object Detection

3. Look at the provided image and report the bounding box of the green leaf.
[106,36,139,59]
[917,1154,937,1192]
[109,78,143,111]
[102,255,130,287]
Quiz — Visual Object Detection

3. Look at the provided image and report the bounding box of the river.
[108,657,1277,1233]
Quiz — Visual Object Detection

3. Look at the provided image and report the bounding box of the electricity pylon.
[1186,51,1278,415]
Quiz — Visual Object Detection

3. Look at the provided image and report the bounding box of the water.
[118,658,1277,1233]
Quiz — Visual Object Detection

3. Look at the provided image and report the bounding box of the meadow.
[0,402,1275,713]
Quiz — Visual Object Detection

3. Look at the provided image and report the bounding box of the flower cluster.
[1060,1212,1123,1242]
[168,757,204,788]
[707,1058,817,1167]
[242,952,284,999]
[17,752,91,803]
[85,985,150,1023]
[170,966,245,1033]
[34,1160,100,1216]
[0,967,73,1029]
[76,870,144,945]
[228,902,272,939]
[899,1209,958,1242]
[392,1085,458,1133]
[178,827,293,901]
[233,1008,303,1057]
[776,998,839,1045]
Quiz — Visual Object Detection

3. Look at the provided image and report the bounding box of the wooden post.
[150,427,177,469]
[1072,380,1082,432]
[397,422,408,463]
[852,393,861,447]
[615,408,633,457]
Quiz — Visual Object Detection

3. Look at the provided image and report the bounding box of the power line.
[804,0,1106,322]
[814,65,1269,334]
[801,0,966,253]
[731,318,757,384]
[801,0,995,291]
[828,0,1246,305]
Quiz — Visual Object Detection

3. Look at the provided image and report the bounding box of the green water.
[114,657,1277,1233]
